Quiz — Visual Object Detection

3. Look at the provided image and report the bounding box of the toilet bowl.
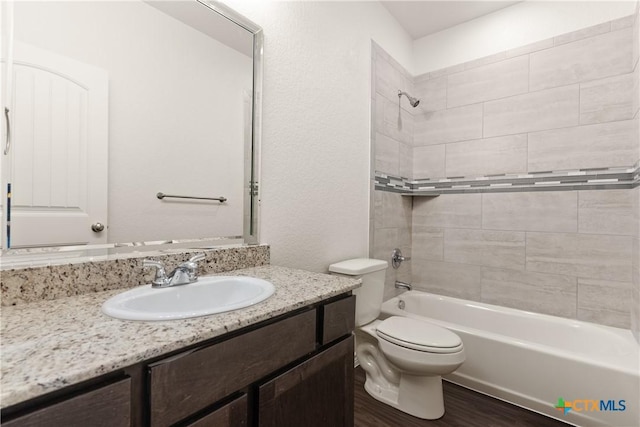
[376,316,465,375]
[329,258,465,419]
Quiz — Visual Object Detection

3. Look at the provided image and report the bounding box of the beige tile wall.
[529,28,632,92]
[446,56,529,108]
[528,120,637,171]
[414,103,483,146]
[480,267,577,318]
[370,42,414,299]
[372,16,640,330]
[445,134,527,177]
[409,16,639,330]
[482,192,577,232]
[484,85,580,137]
[580,73,634,124]
[578,190,636,235]
[414,17,638,179]
[412,191,634,328]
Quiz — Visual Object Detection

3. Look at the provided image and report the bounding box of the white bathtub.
[380,291,640,427]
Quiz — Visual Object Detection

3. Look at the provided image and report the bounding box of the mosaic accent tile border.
[375,163,640,195]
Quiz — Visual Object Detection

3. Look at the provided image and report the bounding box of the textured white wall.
[224,1,413,272]
[413,1,637,75]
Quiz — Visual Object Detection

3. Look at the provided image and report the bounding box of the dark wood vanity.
[1,294,356,427]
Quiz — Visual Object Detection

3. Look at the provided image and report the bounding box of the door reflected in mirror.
[1,0,260,251]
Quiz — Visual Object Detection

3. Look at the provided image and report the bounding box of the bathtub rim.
[381,291,640,377]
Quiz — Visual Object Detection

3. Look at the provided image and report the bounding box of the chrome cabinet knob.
[91,222,105,232]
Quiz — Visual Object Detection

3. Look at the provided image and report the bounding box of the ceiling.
[381,1,521,40]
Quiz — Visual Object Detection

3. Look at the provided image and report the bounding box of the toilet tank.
[329,258,388,326]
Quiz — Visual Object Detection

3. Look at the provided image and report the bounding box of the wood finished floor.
[354,367,569,427]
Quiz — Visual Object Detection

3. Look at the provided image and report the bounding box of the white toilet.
[329,258,465,420]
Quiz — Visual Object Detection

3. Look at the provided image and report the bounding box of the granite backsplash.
[0,245,270,306]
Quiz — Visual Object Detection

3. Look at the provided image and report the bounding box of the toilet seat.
[376,316,463,354]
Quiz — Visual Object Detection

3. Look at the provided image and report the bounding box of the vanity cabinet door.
[183,394,247,427]
[2,378,131,427]
[322,295,355,345]
[258,335,354,427]
[148,309,316,427]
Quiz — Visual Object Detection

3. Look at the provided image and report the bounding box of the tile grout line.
[578,79,582,125]
[481,102,485,139]
[524,230,528,275]
[417,66,634,116]
[526,53,531,93]
[413,113,636,151]
[415,14,633,80]
[525,132,530,176]
[576,191,581,235]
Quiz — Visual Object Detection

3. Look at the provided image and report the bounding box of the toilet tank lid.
[329,258,388,275]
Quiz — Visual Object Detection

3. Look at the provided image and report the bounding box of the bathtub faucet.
[395,281,412,291]
[391,248,411,269]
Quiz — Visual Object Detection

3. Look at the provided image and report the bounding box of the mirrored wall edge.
[198,0,262,34]
[0,0,263,257]
[0,237,260,269]
[197,0,264,246]
[246,27,263,245]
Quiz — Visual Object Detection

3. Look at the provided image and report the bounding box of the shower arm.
[398,90,420,108]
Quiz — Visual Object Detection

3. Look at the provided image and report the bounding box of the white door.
[1,0,15,250]
[9,41,108,248]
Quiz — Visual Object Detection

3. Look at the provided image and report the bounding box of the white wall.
[224,1,413,272]
[12,1,251,243]
[413,1,637,75]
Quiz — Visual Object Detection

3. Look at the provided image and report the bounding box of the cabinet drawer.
[149,309,316,427]
[322,295,355,345]
[259,335,354,427]
[185,394,247,427]
[2,378,131,427]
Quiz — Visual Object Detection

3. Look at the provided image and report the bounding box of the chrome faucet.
[143,253,206,288]
[395,281,412,291]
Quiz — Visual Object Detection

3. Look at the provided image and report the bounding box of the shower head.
[398,90,420,108]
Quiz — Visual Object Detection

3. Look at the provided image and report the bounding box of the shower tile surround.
[372,45,415,299]
[0,245,270,306]
[370,13,640,333]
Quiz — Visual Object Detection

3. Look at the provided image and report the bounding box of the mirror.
[0,0,262,255]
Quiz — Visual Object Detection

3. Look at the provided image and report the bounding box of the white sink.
[102,276,275,321]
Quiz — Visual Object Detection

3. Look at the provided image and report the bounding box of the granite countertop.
[0,265,361,409]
